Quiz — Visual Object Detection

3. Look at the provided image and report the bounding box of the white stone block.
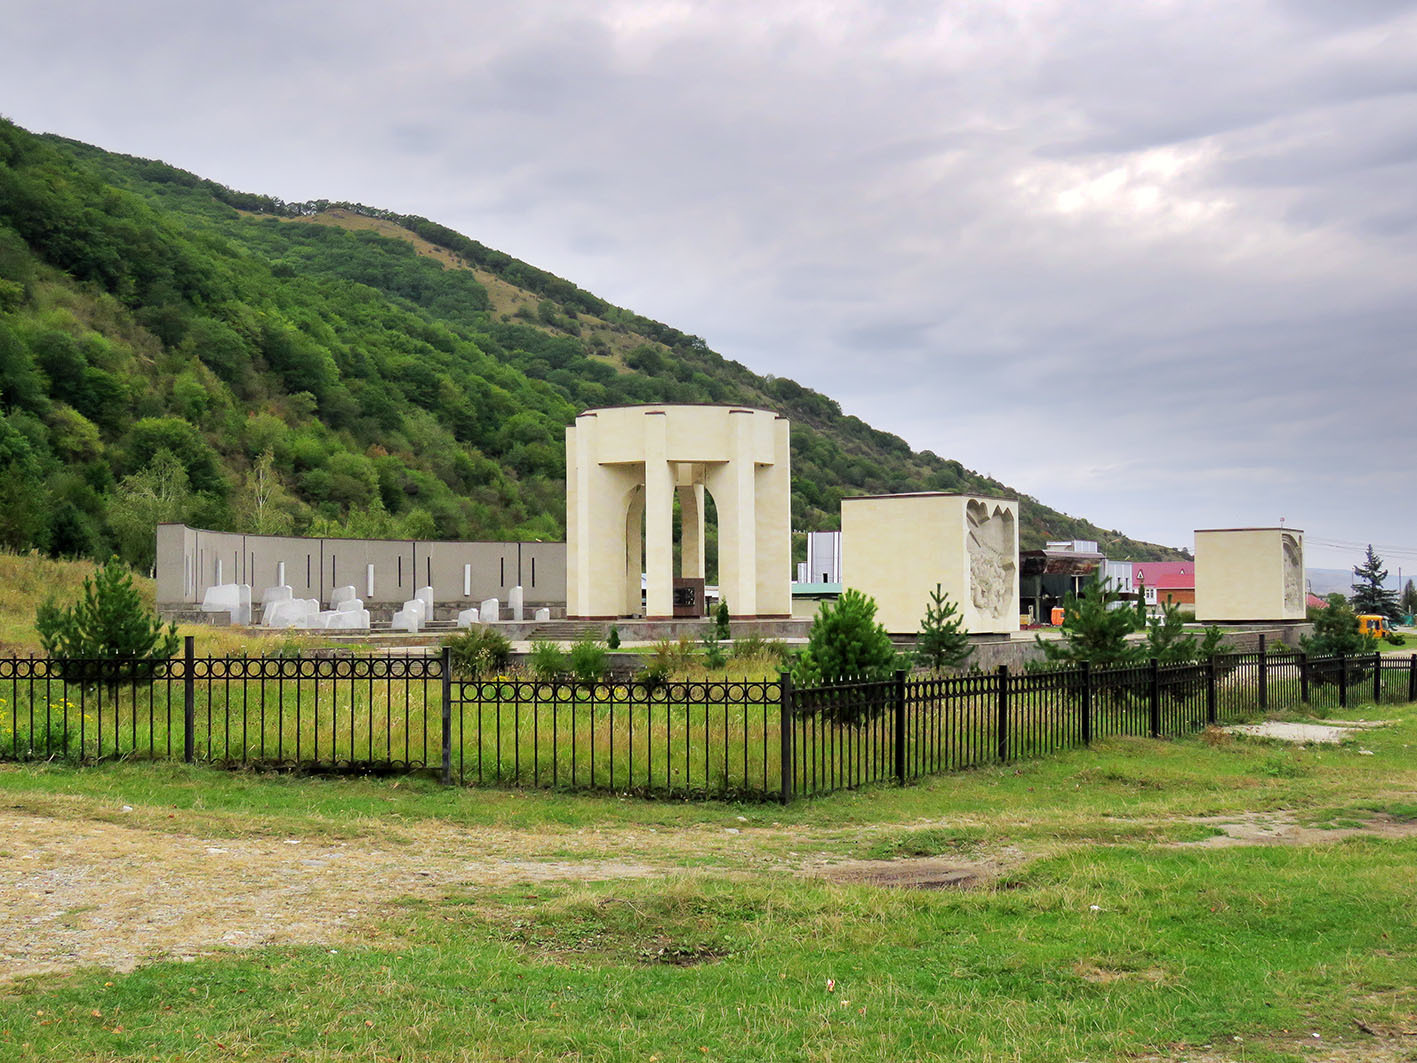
[456,607,480,629]
[391,606,421,633]
[416,585,434,614]
[480,598,500,624]
[261,584,292,607]
[200,583,242,613]
[264,598,320,628]
[534,607,551,622]
[323,609,370,630]
[509,585,524,622]
[331,585,358,608]
[336,598,365,613]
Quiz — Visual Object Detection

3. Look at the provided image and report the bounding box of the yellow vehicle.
[1357,614,1391,640]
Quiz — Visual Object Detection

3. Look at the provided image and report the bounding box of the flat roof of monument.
[1195,526,1304,533]
[576,403,785,419]
[840,491,1017,502]
[156,523,565,546]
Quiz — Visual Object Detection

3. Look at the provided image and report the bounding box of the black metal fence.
[2,639,1414,802]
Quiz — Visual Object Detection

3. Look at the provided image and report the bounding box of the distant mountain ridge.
[0,117,1186,570]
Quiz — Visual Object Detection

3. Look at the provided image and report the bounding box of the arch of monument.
[566,405,791,620]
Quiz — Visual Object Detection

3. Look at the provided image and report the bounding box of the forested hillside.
[0,118,1183,570]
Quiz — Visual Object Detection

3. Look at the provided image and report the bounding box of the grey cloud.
[0,0,1414,564]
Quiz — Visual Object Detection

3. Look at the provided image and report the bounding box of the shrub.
[443,625,512,678]
[792,589,896,686]
[714,600,731,641]
[700,633,727,670]
[35,557,179,674]
[607,625,621,650]
[569,637,608,682]
[529,640,568,680]
[639,658,671,690]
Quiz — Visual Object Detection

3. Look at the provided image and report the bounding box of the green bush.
[714,600,731,640]
[700,634,727,670]
[35,556,179,669]
[639,658,671,689]
[443,625,512,678]
[607,625,621,650]
[792,589,896,686]
[1301,594,1378,658]
[529,640,568,680]
[569,637,608,682]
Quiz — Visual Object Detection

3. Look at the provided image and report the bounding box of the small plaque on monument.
[672,578,705,618]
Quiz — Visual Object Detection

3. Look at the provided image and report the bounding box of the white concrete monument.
[565,404,791,619]
[479,598,500,624]
[509,584,525,622]
[1194,527,1306,622]
[840,493,1020,635]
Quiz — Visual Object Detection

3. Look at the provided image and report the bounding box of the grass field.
[0,698,1414,1061]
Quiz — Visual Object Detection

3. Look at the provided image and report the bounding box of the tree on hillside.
[107,449,191,570]
[1402,579,1417,618]
[1350,545,1399,620]
[234,449,297,536]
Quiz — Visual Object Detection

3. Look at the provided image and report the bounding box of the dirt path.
[0,811,666,982]
[1180,811,1417,848]
[5,803,1416,983]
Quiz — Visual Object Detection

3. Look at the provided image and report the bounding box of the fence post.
[1257,634,1268,711]
[779,670,794,805]
[1339,653,1348,709]
[995,665,1010,763]
[1148,657,1161,738]
[893,668,907,784]
[1372,651,1381,704]
[1080,660,1093,746]
[1206,654,1218,726]
[1409,654,1416,705]
[182,635,195,765]
[440,646,453,785]
[1299,651,1309,705]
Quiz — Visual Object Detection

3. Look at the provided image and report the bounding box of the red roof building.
[1132,561,1195,607]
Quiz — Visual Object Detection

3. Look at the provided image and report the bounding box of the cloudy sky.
[4,0,1416,572]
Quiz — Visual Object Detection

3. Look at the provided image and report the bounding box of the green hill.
[0,117,1183,570]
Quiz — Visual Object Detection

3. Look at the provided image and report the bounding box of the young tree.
[1036,577,1145,668]
[914,583,972,671]
[792,589,897,686]
[107,449,191,570]
[35,556,180,664]
[235,449,297,536]
[1301,594,1378,658]
[1143,600,1229,663]
[1350,545,1400,620]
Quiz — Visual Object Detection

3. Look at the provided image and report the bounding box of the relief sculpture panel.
[1282,533,1302,614]
[968,500,1016,622]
